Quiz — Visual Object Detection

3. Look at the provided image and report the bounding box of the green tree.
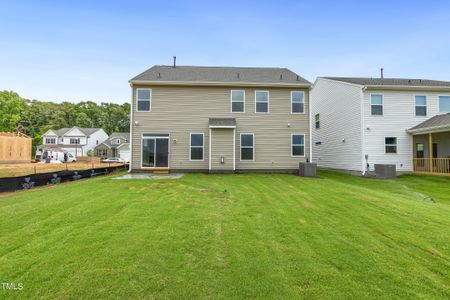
[0,91,26,132]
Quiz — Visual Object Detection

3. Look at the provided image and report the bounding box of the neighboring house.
[129,64,312,173]
[94,132,131,162]
[311,76,450,175]
[39,127,108,157]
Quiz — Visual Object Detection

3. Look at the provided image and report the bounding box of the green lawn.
[1,171,449,299]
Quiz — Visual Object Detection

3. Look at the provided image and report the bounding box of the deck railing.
[413,158,450,175]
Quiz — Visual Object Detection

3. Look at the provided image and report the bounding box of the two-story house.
[311,76,450,175]
[40,127,108,157]
[94,132,130,162]
[129,65,311,173]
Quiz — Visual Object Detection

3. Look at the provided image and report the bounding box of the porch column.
[428,133,433,173]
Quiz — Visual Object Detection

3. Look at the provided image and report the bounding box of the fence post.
[34,166,36,174]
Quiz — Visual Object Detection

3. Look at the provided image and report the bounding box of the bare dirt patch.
[0,162,125,178]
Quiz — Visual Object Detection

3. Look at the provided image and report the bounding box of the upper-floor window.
[291,91,305,113]
[115,139,121,145]
[240,133,254,160]
[231,90,245,112]
[415,96,427,116]
[385,137,397,154]
[70,138,80,145]
[190,133,204,160]
[137,88,151,112]
[255,91,269,113]
[45,138,56,144]
[315,114,320,129]
[371,94,383,116]
[292,134,305,157]
[439,96,450,113]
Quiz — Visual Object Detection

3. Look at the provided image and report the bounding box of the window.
[292,134,305,156]
[231,90,245,112]
[97,149,108,157]
[116,139,121,145]
[137,88,151,111]
[240,133,254,160]
[315,113,320,129]
[371,94,383,115]
[45,138,56,144]
[255,91,269,113]
[385,137,397,154]
[190,133,204,160]
[70,138,80,145]
[416,143,424,158]
[291,91,305,113]
[439,96,450,113]
[415,96,427,116]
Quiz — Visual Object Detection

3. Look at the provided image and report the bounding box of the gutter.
[407,125,450,135]
[365,85,450,92]
[129,80,311,88]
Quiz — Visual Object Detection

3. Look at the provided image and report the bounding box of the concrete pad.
[113,173,184,180]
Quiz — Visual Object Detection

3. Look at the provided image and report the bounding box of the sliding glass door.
[142,134,169,168]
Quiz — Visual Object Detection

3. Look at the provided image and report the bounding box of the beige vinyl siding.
[210,129,234,170]
[362,90,442,172]
[311,78,364,172]
[131,85,310,171]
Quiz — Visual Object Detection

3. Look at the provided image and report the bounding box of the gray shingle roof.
[131,65,311,85]
[102,132,130,147]
[53,127,102,136]
[323,77,450,87]
[408,113,450,133]
[209,118,236,127]
[109,132,130,140]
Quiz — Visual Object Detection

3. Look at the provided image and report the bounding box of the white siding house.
[312,77,450,174]
[40,127,108,157]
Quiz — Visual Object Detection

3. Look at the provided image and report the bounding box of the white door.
[119,146,131,162]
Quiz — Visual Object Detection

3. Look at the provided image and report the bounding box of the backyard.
[0,171,449,299]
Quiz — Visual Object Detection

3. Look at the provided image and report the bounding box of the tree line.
[0,90,130,154]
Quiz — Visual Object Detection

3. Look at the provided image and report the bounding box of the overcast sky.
[1,0,450,104]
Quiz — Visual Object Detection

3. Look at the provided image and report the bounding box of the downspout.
[128,82,134,173]
[308,86,313,162]
[361,86,367,175]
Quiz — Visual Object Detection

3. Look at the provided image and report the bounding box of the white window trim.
[438,95,450,114]
[370,93,384,116]
[231,90,245,113]
[414,95,427,117]
[290,91,305,114]
[255,90,269,113]
[45,137,56,144]
[70,138,81,145]
[189,132,204,161]
[384,136,398,154]
[240,133,255,161]
[291,133,306,157]
[140,133,170,169]
[136,88,152,112]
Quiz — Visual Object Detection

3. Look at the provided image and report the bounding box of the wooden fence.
[413,158,450,175]
[0,132,32,163]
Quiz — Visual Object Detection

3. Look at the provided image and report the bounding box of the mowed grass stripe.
[0,171,449,299]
